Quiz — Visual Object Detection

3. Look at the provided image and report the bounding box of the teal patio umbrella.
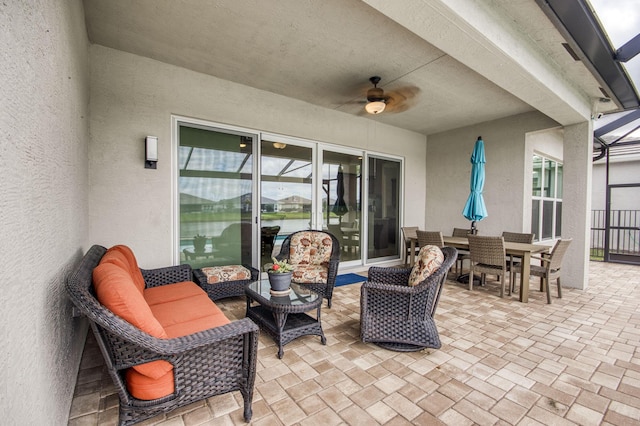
[462,136,488,234]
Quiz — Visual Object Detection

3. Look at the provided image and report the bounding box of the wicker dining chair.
[502,231,535,292]
[510,238,572,304]
[467,235,509,297]
[451,227,473,275]
[401,226,420,265]
[275,230,341,308]
[416,230,445,248]
[360,246,457,352]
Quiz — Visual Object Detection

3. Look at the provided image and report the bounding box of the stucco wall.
[88,45,427,268]
[0,1,89,423]
[425,112,559,236]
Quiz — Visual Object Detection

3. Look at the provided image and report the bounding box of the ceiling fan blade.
[383,86,420,113]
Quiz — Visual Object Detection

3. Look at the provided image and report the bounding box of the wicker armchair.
[360,246,457,352]
[67,245,259,425]
[467,235,508,297]
[275,230,341,308]
[510,238,572,304]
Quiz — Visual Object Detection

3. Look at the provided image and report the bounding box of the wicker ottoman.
[193,264,259,301]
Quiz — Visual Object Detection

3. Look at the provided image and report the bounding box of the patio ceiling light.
[365,101,386,114]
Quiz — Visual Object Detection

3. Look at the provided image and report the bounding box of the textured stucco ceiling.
[83,0,611,135]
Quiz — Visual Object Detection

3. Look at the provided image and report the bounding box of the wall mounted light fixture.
[145,136,158,169]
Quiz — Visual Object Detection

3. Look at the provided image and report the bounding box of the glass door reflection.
[322,151,362,263]
[178,125,254,268]
[260,140,313,268]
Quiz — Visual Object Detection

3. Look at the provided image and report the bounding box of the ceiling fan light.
[272,142,287,149]
[365,101,386,114]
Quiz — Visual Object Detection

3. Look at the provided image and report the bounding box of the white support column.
[562,121,593,290]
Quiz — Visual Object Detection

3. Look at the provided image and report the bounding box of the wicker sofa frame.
[67,245,259,425]
[275,230,341,308]
[360,246,457,352]
[193,264,259,301]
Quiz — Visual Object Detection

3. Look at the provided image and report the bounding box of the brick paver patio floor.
[68,261,640,425]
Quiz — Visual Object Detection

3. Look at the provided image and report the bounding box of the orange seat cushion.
[145,282,230,338]
[125,367,174,401]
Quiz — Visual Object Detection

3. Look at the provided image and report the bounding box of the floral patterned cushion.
[200,265,251,284]
[288,232,333,266]
[292,264,328,284]
[408,245,444,287]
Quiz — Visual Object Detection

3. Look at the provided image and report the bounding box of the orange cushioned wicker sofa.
[67,244,259,425]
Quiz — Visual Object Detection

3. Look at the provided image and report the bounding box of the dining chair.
[451,227,473,275]
[510,238,572,304]
[502,231,535,292]
[467,235,508,297]
[401,226,420,265]
[416,230,444,248]
[452,227,473,238]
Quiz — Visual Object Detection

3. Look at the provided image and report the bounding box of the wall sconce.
[272,142,287,149]
[145,136,158,169]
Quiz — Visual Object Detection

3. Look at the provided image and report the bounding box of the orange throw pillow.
[92,262,173,381]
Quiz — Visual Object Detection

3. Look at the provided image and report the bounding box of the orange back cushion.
[92,262,172,380]
[101,245,146,294]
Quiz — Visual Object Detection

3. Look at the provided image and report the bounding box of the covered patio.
[69,261,640,425]
[3,1,640,424]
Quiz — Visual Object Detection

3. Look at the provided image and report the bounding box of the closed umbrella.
[332,165,349,219]
[462,136,488,233]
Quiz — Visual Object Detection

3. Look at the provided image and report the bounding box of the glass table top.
[247,280,318,305]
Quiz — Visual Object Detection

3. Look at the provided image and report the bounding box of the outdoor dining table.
[406,235,549,303]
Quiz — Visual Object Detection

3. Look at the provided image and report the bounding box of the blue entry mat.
[335,273,367,287]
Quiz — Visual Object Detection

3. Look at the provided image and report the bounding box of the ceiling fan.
[364,76,420,115]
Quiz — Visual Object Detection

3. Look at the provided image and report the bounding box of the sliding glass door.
[322,149,363,265]
[260,138,314,267]
[175,118,403,269]
[177,123,256,268]
[367,156,401,260]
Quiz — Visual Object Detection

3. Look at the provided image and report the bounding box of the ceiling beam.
[363,0,593,126]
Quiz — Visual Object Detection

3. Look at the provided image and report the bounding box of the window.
[531,154,562,241]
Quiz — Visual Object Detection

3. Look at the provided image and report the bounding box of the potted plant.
[265,257,294,292]
[193,234,207,253]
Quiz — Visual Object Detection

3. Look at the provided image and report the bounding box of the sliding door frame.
[173,115,405,269]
